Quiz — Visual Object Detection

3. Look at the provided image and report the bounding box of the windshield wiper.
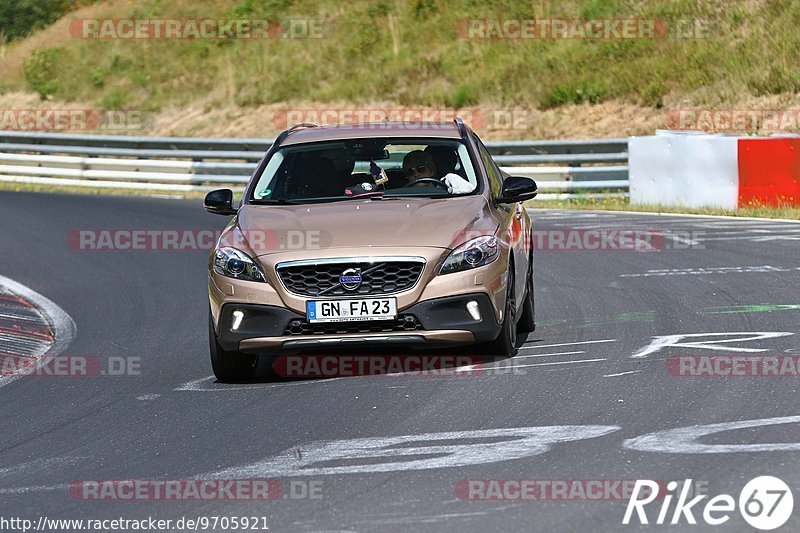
[267,196,376,204]
[384,193,452,199]
[366,195,402,200]
[344,192,385,200]
[253,198,300,205]
[256,192,397,205]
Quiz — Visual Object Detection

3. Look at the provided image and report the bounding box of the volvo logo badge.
[339,268,362,290]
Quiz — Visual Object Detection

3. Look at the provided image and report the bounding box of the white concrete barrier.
[629,132,739,209]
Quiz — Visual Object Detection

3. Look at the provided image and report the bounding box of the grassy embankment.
[1,0,799,138]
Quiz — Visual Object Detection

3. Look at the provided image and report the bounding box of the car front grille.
[283,315,423,336]
[276,259,424,297]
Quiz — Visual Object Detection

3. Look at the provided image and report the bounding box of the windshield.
[251,138,480,203]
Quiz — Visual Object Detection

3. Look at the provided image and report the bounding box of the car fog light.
[231,310,244,331]
[466,300,481,321]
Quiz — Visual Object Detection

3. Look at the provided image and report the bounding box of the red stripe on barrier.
[738,138,800,207]
[0,293,34,307]
[0,325,55,342]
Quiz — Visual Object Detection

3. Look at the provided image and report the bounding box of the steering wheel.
[406,178,450,190]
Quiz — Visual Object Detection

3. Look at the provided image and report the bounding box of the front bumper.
[214,293,501,354]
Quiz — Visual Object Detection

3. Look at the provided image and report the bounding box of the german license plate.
[306,298,397,323]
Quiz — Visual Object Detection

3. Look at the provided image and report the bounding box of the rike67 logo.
[624,476,794,530]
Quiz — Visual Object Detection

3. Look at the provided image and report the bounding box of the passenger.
[424,145,458,177]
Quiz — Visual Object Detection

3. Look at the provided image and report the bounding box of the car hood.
[232,196,500,256]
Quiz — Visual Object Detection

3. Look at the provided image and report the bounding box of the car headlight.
[440,236,499,274]
[212,247,266,282]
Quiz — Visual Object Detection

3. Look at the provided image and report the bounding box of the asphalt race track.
[1,190,799,532]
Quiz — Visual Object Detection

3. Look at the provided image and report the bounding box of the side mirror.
[204,189,236,215]
[496,176,538,204]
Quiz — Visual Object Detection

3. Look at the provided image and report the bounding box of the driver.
[402,149,476,194]
[402,150,436,185]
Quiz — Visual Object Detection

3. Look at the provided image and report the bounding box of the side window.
[472,134,503,197]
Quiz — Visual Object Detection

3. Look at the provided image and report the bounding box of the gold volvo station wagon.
[205,119,538,381]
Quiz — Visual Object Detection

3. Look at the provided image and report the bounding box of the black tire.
[518,253,536,333]
[209,312,258,382]
[482,259,518,357]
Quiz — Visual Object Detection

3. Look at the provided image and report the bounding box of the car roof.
[280,121,464,146]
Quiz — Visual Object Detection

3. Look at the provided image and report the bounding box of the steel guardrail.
[0,132,629,196]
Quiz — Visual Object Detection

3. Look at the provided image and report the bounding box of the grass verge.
[527,195,800,220]
[0,180,210,199]
[4,181,799,221]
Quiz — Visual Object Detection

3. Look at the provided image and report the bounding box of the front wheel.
[518,254,536,333]
[481,263,518,357]
[209,312,258,382]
